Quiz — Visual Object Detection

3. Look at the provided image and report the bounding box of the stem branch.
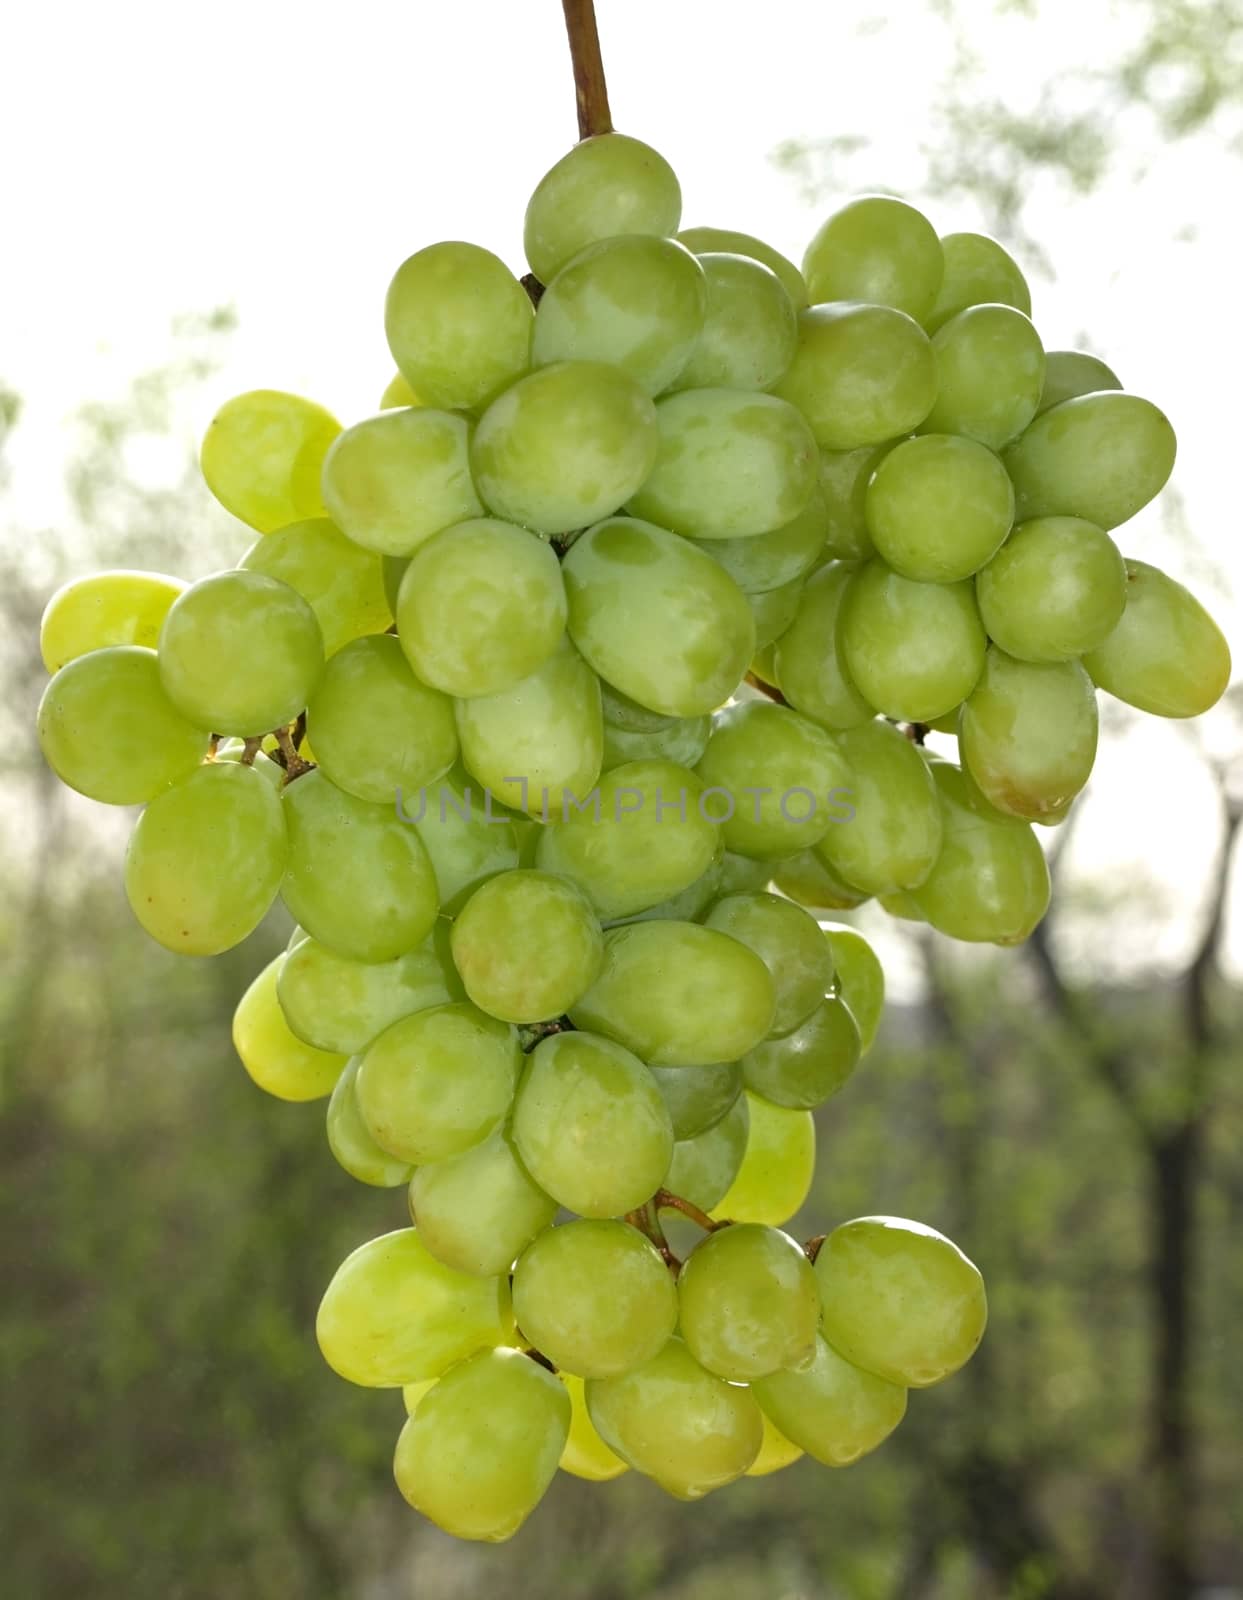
[561,0,613,139]
[655,1189,728,1233]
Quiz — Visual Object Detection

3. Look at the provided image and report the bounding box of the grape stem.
[238,736,263,767]
[561,0,613,140]
[654,1189,728,1233]
[273,724,314,783]
[744,670,788,706]
[625,1199,680,1272]
[803,1233,826,1264]
[518,1016,574,1052]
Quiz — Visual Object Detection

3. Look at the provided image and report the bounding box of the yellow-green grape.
[819,445,889,561]
[803,195,944,322]
[741,996,861,1109]
[745,1409,805,1476]
[454,637,604,816]
[281,770,440,962]
[533,234,706,395]
[513,1220,678,1377]
[921,304,1046,451]
[711,1093,815,1226]
[695,699,854,858]
[586,1336,762,1499]
[607,857,725,928]
[356,1003,520,1164]
[910,762,1050,944]
[125,762,286,954]
[650,1061,743,1141]
[327,1057,414,1186]
[751,641,780,688]
[664,1092,750,1212]
[816,718,943,895]
[754,1331,908,1466]
[960,650,1099,821]
[840,561,986,722]
[408,1126,557,1278]
[679,226,808,307]
[879,889,927,921]
[975,515,1127,661]
[471,361,658,537]
[923,231,1031,333]
[747,578,805,651]
[1036,350,1121,416]
[562,516,755,718]
[450,870,603,1024]
[774,563,875,731]
[214,739,285,789]
[37,646,209,805]
[524,132,682,283]
[200,389,340,534]
[157,571,324,737]
[403,1379,437,1415]
[773,304,937,450]
[381,555,408,614]
[814,1216,988,1388]
[600,681,676,732]
[321,407,483,557]
[511,1031,674,1216]
[824,923,884,1050]
[771,850,870,912]
[628,389,818,540]
[411,767,521,912]
[704,891,835,1036]
[239,518,391,656]
[670,252,798,392]
[39,570,186,672]
[678,1223,819,1381]
[276,927,461,1054]
[865,434,1014,582]
[385,241,533,411]
[559,1374,629,1481]
[689,487,829,595]
[535,757,720,920]
[1084,559,1231,719]
[233,955,347,1101]
[1002,392,1177,529]
[380,373,420,409]
[602,713,711,772]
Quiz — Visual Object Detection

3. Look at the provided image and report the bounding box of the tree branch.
[561,0,613,140]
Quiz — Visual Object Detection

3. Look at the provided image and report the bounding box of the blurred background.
[2,1,1241,1595]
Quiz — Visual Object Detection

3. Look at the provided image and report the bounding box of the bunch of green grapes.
[34,123,1229,1542]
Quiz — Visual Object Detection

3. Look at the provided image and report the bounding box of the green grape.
[562,516,755,717]
[746,1409,805,1475]
[910,762,1050,944]
[678,1223,819,1381]
[380,373,420,410]
[281,769,439,962]
[277,927,460,1054]
[774,563,875,730]
[394,1348,568,1542]
[524,132,682,283]
[711,1092,815,1226]
[233,955,347,1101]
[750,640,781,688]
[409,767,521,912]
[803,195,943,321]
[513,1220,678,1377]
[453,636,603,816]
[865,433,1014,582]
[669,252,798,392]
[532,234,706,394]
[650,1061,743,1141]
[158,571,323,737]
[606,857,725,928]
[924,232,1031,333]
[754,1331,907,1466]
[689,487,828,594]
[126,762,286,954]
[534,758,720,920]
[511,1031,674,1217]
[960,650,1099,820]
[816,718,943,894]
[773,304,937,450]
[1085,559,1231,717]
[840,561,986,721]
[450,870,603,1023]
[327,1056,414,1186]
[569,922,775,1066]
[879,889,926,921]
[1036,350,1122,415]
[741,995,861,1109]
[321,407,483,557]
[356,1003,520,1164]
[239,517,391,656]
[695,699,854,858]
[678,226,808,307]
[814,1216,988,1388]
[824,923,884,1050]
[819,445,889,561]
[771,849,868,911]
[586,1336,762,1499]
[381,555,409,614]
[976,515,1127,661]
[704,891,834,1035]
[602,713,711,773]
[747,578,805,651]
[665,1092,750,1211]
[214,739,285,788]
[385,241,533,411]
[921,304,1045,450]
[628,388,818,540]
[37,646,209,805]
[40,570,186,672]
[1003,392,1177,530]
[718,851,777,896]
[395,517,565,698]
[599,681,676,732]
[200,389,340,534]
[409,1126,557,1278]
[560,1373,629,1481]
